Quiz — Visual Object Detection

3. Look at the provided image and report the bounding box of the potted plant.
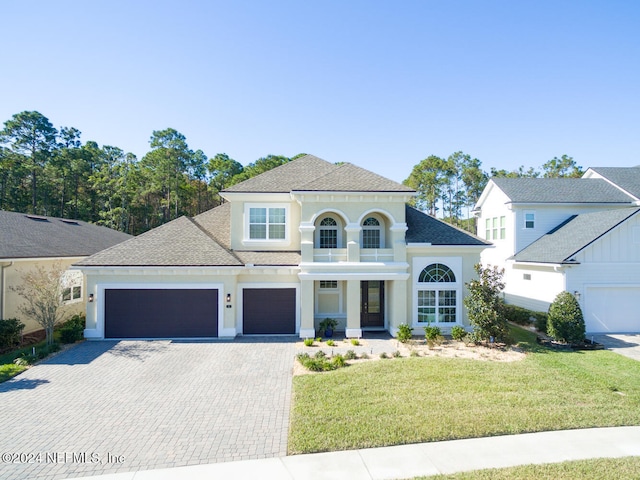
[319,317,338,338]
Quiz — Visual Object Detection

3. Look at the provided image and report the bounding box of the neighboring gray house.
[474,166,640,333]
[0,210,131,333]
[76,154,490,340]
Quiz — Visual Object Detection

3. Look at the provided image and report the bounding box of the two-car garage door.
[103,287,297,338]
[105,289,219,338]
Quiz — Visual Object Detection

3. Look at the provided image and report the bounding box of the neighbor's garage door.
[585,287,640,333]
[243,288,296,334]
[105,289,218,338]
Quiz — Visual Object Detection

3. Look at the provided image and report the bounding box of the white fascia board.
[507,202,634,208]
[1,256,87,263]
[508,260,571,269]
[406,244,489,249]
[299,272,410,281]
[76,266,246,275]
[291,191,414,203]
[473,180,498,211]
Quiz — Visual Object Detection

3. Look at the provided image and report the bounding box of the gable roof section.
[223,154,414,194]
[512,207,640,264]
[75,216,243,267]
[0,210,131,260]
[586,166,640,200]
[405,206,489,246]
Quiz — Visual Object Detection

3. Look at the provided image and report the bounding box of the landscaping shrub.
[424,325,442,342]
[296,352,347,372]
[59,314,85,344]
[464,264,509,342]
[326,340,336,347]
[450,325,466,341]
[344,350,357,360]
[396,323,413,343]
[303,338,314,347]
[547,291,585,344]
[392,350,401,358]
[534,312,549,334]
[331,354,346,368]
[350,339,360,346]
[0,318,25,350]
[503,304,534,325]
[379,352,388,359]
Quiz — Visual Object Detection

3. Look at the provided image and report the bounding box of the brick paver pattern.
[0,338,296,480]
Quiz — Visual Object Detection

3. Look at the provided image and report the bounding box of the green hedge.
[0,319,25,350]
[503,304,548,333]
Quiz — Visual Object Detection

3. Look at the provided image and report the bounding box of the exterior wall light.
[226,293,231,303]
[88,293,94,303]
[573,291,581,301]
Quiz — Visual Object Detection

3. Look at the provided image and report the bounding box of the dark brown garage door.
[243,288,296,334]
[105,289,218,338]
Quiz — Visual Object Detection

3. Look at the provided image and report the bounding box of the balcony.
[360,248,394,262]
[313,249,348,262]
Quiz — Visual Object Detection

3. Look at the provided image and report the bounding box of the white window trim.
[243,203,290,247]
[412,257,462,327]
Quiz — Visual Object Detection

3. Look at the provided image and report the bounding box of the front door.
[361,281,385,328]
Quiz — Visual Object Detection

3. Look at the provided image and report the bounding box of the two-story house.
[474,167,640,333]
[75,155,489,339]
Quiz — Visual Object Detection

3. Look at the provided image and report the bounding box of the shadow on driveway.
[591,334,640,361]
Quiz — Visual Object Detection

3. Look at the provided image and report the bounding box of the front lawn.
[289,326,640,454]
[0,364,28,382]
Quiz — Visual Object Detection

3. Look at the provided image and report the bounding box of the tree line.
[1,110,583,236]
[0,111,302,235]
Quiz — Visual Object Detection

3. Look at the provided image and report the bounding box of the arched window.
[318,216,339,248]
[418,264,456,283]
[417,263,457,324]
[362,216,383,248]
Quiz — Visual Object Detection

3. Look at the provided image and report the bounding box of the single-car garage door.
[585,287,640,333]
[105,289,218,338]
[243,288,296,334]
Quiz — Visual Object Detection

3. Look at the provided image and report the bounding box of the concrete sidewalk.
[69,426,640,480]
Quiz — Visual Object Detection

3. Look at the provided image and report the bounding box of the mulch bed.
[536,335,604,351]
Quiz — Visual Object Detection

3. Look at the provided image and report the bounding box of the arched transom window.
[417,263,457,324]
[362,216,383,248]
[318,216,339,248]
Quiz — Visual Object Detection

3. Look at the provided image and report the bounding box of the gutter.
[0,261,13,319]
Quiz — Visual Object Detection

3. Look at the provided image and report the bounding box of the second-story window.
[525,212,535,229]
[362,217,382,248]
[249,207,286,240]
[319,217,338,248]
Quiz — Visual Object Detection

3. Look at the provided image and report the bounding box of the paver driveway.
[0,338,296,480]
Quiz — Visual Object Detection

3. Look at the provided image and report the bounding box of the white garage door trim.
[95,282,225,339]
[585,284,640,333]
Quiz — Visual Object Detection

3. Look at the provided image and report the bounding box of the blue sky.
[2,0,639,183]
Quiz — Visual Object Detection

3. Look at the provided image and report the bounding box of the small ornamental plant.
[547,291,586,344]
[396,323,413,343]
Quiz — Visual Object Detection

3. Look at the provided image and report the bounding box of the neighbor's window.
[417,263,457,324]
[492,217,498,239]
[523,273,532,280]
[500,216,506,239]
[525,212,535,229]
[485,218,491,240]
[249,206,286,240]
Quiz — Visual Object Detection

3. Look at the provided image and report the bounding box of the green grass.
[0,364,28,382]
[419,456,640,479]
[289,326,640,454]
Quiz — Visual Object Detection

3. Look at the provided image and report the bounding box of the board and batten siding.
[504,264,566,313]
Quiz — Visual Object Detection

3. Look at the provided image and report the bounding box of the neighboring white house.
[0,210,131,334]
[473,166,640,333]
[75,154,490,340]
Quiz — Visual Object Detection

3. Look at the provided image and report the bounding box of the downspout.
[0,261,13,320]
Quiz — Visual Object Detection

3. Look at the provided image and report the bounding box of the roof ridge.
[295,161,342,189]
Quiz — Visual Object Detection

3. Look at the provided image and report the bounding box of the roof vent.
[60,219,79,225]
[25,214,49,222]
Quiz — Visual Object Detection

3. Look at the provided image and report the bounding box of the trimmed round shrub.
[450,325,467,341]
[547,291,585,344]
[396,323,413,343]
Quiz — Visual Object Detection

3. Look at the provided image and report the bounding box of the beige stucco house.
[75,155,489,339]
[0,210,131,334]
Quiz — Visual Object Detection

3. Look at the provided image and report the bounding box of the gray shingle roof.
[588,167,640,199]
[0,210,131,260]
[193,202,232,249]
[492,178,635,204]
[75,216,243,267]
[234,251,301,266]
[223,155,338,193]
[512,207,640,264]
[223,154,414,194]
[405,206,490,246]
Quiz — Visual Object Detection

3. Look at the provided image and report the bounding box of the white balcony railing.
[312,248,348,262]
[360,248,394,262]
